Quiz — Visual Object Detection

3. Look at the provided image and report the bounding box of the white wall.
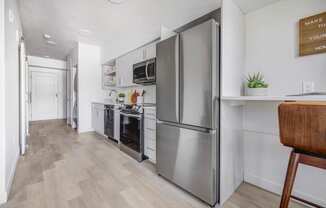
[243,0,326,206]
[2,0,22,203]
[104,85,156,104]
[28,56,67,120]
[28,56,66,69]
[245,0,326,95]
[0,0,6,204]
[220,0,245,205]
[78,43,102,133]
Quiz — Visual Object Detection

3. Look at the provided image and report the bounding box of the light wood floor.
[2,120,308,208]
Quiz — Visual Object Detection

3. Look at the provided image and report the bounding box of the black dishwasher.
[104,105,115,139]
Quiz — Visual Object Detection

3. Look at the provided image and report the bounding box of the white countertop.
[221,95,326,101]
[92,100,156,107]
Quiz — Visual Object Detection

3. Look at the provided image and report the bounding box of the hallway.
[2,120,307,208]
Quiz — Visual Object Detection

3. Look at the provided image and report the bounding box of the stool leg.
[280,150,300,208]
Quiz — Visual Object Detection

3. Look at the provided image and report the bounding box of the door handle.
[145,61,149,80]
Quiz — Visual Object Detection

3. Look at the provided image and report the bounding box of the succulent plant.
[246,72,268,88]
[118,93,125,97]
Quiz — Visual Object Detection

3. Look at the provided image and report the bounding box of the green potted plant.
[245,72,269,96]
[118,93,125,103]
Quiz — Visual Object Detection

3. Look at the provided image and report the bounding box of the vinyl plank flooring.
[1,120,309,208]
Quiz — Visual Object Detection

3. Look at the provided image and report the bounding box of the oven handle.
[120,112,142,119]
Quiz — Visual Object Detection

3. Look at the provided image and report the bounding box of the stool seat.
[279,102,326,155]
[278,102,326,208]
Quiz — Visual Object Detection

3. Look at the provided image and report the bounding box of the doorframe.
[0,0,6,203]
[30,70,59,121]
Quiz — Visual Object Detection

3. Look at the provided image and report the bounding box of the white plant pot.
[245,87,268,96]
[118,97,125,103]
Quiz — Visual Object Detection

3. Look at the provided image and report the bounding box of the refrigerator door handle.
[156,120,216,134]
[175,35,180,122]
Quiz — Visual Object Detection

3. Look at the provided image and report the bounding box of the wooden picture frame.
[299,11,326,56]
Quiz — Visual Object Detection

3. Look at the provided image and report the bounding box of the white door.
[31,71,58,121]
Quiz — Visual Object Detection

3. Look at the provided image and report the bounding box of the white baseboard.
[5,152,19,199]
[0,190,7,205]
[245,172,326,207]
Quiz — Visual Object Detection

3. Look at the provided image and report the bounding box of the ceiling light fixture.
[108,0,127,4]
[44,55,50,58]
[46,40,57,45]
[43,33,51,39]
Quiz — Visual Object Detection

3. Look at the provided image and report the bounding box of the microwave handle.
[145,61,149,80]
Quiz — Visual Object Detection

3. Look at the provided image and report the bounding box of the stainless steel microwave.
[133,58,156,85]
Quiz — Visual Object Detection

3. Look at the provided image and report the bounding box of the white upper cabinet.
[145,42,156,60]
[116,51,137,87]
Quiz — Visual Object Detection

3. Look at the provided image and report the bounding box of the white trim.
[0,191,7,204]
[5,152,19,197]
[245,172,326,207]
[28,64,67,71]
[0,0,6,204]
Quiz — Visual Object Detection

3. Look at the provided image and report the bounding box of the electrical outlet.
[302,81,315,94]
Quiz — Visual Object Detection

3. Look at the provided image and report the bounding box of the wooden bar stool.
[278,102,326,208]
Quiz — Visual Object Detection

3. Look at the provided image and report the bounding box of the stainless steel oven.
[120,111,144,162]
[133,58,156,85]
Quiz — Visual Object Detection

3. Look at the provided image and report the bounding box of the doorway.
[31,71,58,121]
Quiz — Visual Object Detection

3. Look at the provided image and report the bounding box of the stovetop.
[120,109,142,115]
[120,104,143,115]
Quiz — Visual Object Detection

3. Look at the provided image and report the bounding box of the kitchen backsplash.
[104,85,156,104]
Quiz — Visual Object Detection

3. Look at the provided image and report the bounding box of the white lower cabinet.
[144,107,156,163]
[92,103,105,136]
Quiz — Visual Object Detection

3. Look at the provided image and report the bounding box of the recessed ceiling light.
[44,55,50,58]
[108,0,127,4]
[43,33,51,39]
[46,40,57,45]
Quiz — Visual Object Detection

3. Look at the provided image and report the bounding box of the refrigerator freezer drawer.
[156,122,218,206]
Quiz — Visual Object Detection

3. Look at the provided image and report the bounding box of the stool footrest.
[296,151,326,169]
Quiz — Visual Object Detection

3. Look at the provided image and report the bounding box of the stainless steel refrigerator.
[156,19,219,206]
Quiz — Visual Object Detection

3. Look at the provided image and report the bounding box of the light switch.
[302,81,315,94]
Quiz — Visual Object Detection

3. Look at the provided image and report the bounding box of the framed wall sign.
[299,11,326,56]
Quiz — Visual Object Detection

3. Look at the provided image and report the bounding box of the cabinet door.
[146,43,156,59]
[92,105,97,130]
[116,56,129,87]
[134,48,144,64]
[98,109,105,135]
[115,57,124,87]
[116,53,136,87]
[125,52,136,87]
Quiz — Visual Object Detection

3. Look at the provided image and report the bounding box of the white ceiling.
[233,0,281,13]
[18,0,280,61]
[18,0,220,61]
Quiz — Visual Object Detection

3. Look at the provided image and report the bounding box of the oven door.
[120,113,143,153]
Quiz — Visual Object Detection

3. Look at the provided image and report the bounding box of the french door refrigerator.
[156,19,220,206]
